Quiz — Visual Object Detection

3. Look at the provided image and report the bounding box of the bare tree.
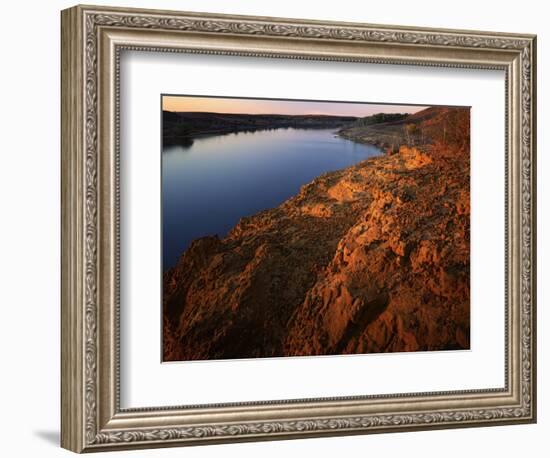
[404,123,418,146]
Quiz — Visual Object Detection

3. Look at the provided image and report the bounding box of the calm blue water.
[162,128,381,269]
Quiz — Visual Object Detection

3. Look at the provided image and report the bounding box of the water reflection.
[162,128,381,269]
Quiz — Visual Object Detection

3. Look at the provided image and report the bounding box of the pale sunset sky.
[162,95,428,117]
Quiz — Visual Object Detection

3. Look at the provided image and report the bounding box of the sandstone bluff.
[163,107,470,361]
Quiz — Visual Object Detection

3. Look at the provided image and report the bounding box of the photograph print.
[161,95,470,362]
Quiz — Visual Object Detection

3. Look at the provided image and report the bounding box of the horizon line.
[162,110,409,117]
[162,95,430,117]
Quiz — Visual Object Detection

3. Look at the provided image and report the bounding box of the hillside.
[163,107,470,361]
[339,106,469,153]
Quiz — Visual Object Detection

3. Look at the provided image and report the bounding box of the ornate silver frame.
[61,4,537,453]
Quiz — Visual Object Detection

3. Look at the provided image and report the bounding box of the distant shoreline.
[162,111,359,146]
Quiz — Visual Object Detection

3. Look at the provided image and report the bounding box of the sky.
[162,95,428,117]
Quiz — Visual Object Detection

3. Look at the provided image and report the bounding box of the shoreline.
[165,124,352,146]
[162,110,358,146]
[162,128,383,271]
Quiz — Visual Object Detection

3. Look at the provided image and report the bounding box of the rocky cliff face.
[163,107,470,361]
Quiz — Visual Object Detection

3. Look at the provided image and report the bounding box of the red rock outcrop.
[163,107,470,361]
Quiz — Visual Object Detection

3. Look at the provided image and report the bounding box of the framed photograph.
[61,4,537,453]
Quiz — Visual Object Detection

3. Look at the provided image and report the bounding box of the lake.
[162,128,382,269]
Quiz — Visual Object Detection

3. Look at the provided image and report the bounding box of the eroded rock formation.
[163,107,470,361]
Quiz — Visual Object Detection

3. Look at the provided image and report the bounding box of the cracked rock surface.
[163,107,470,361]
